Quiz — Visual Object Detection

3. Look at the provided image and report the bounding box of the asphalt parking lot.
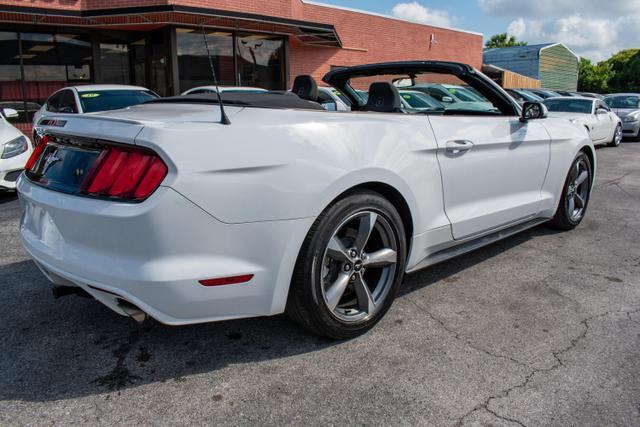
[1,142,639,426]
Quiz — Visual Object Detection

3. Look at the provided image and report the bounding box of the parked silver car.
[604,93,640,139]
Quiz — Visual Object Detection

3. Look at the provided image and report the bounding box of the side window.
[347,70,515,116]
[46,92,63,112]
[58,90,78,114]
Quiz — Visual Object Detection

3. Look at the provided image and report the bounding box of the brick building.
[0,0,483,132]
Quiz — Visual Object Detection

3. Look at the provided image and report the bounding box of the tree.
[484,33,527,49]
[578,58,611,93]
[605,49,640,93]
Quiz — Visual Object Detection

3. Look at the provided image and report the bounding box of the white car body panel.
[0,114,32,190]
[18,89,594,324]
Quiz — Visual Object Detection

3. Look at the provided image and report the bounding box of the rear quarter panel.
[135,108,450,236]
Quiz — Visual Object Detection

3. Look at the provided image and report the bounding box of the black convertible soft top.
[146,91,325,110]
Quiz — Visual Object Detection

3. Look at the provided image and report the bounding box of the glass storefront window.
[236,34,285,90]
[0,31,27,129]
[100,43,131,85]
[176,29,235,93]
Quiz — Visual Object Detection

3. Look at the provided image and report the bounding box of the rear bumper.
[18,176,313,325]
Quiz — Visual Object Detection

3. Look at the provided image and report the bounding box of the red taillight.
[199,274,254,287]
[24,135,50,171]
[83,146,167,200]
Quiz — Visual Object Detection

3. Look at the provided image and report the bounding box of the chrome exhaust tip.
[117,299,148,323]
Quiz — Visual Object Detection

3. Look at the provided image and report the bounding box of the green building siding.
[539,44,579,91]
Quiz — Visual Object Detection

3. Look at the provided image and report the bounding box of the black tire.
[550,151,593,230]
[608,124,622,147]
[286,190,407,339]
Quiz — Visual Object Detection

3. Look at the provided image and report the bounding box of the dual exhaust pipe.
[52,285,148,323]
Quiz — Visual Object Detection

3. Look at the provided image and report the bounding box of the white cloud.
[391,2,453,28]
[480,0,640,61]
[506,18,526,39]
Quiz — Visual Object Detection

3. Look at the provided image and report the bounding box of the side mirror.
[441,96,454,103]
[521,102,548,122]
[1,108,19,119]
[596,108,608,115]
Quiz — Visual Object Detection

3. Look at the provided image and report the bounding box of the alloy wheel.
[565,158,591,222]
[613,125,622,146]
[320,211,398,323]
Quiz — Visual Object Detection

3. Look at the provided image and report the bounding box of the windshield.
[79,90,158,113]
[544,99,593,114]
[605,95,640,109]
[399,91,444,111]
[445,86,486,102]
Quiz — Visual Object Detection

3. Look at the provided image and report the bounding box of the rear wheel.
[286,191,406,339]
[550,152,593,230]
[609,124,622,147]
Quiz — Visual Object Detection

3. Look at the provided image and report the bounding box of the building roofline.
[484,42,580,60]
[539,43,580,60]
[0,4,342,46]
[301,0,483,37]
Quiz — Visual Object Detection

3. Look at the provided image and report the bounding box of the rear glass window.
[605,96,640,109]
[544,99,593,114]
[78,90,158,113]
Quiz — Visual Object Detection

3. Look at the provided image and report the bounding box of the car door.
[599,101,617,139]
[429,115,551,240]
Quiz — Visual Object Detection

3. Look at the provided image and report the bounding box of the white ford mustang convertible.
[18,61,595,339]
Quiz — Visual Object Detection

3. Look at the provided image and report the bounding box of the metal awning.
[0,4,342,47]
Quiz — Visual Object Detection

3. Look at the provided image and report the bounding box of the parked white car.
[181,86,268,96]
[317,87,350,111]
[544,97,622,147]
[32,85,158,143]
[18,61,595,339]
[0,108,32,191]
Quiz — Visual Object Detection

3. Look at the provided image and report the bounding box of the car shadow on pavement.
[0,192,17,205]
[0,225,564,402]
[400,225,561,297]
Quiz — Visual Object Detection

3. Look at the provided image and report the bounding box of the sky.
[315,0,640,62]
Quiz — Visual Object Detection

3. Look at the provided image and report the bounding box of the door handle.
[445,140,474,154]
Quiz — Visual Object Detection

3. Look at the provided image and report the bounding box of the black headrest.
[365,82,402,113]
[292,75,318,101]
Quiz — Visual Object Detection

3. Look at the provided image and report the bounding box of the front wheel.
[550,152,593,230]
[609,124,622,147]
[286,191,407,339]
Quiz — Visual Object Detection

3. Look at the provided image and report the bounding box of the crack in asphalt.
[595,172,632,189]
[407,298,639,427]
[614,183,640,203]
[408,298,529,369]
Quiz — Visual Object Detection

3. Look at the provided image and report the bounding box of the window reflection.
[236,34,284,90]
[177,29,235,93]
[0,31,92,133]
[100,43,131,85]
